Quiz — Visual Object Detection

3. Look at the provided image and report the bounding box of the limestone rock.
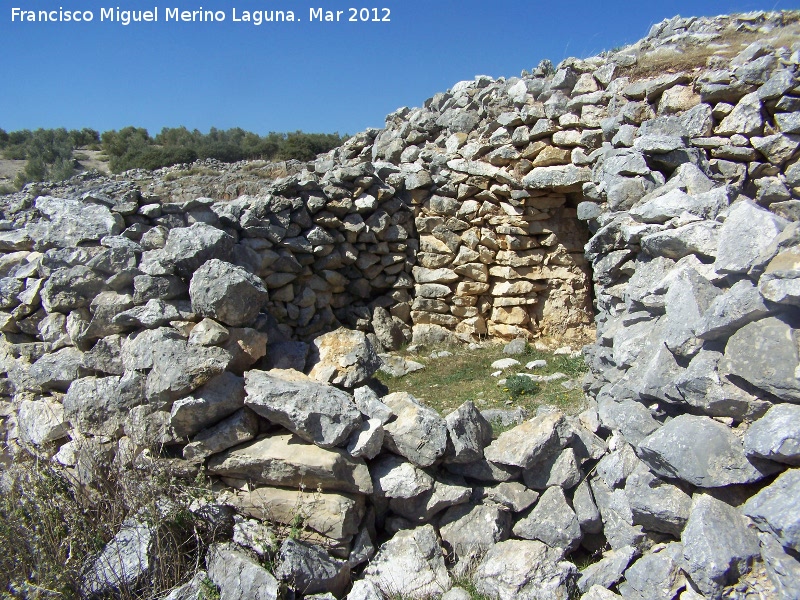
[757,530,800,599]
[744,404,800,465]
[624,469,692,537]
[590,478,647,551]
[364,525,452,599]
[742,469,800,553]
[682,494,760,599]
[28,346,88,391]
[189,259,268,327]
[521,447,582,490]
[618,543,686,600]
[574,479,603,535]
[721,316,800,403]
[382,392,448,467]
[41,266,106,313]
[696,279,770,341]
[17,397,69,445]
[64,373,145,437]
[206,542,280,600]
[714,200,787,275]
[577,546,637,593]
[31,196,123,248]
[244,369,361,449]
[512,486,582,552]
[674,350,770,420]
[484,412,571,469]
[183,408,259,462]
[308,328,382,389]
[597,397,660,446]
[370,453,434,499]
[170,372,246,438]
[637,414,776,488]
[473,539,578,600]
[439,503,512,566]
[388,475,471,524]
[228,485,364,543]
[444,400,493,464]
[478,481,539,513]
[346,418,384,460]
[80,519,155,597]
[207,433,372,495]
[162,223,235,277]
[275,538,350,597]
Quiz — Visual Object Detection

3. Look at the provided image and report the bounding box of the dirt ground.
[0,159,26,185]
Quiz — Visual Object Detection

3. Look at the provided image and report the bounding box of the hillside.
[1,9,800,600]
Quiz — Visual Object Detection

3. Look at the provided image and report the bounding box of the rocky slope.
[1,8,800,600]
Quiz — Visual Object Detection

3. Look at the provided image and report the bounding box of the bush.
[0,445,223,599]
[503,374,539,401]
[101,126,346,173]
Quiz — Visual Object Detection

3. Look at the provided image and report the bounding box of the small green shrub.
[503,374,539,401]
[198,576,221,600]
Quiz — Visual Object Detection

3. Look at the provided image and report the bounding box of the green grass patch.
[376,342,588,419]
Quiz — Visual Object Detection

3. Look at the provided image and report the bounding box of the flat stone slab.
[637,414,777,487]
[207,433,372,495]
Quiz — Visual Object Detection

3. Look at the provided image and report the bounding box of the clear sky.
[0,1,796,136]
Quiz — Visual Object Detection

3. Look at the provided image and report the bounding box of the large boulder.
[244,369,362,449]
[274,539,350,597]
[721,316,800,403]
[382,392,448,467]
[363,525,452,599]
[30,196,123,249]
[161,223,235,277]
[189,259,268,327]
[206,542,280,600]
[744,404,800,465]
[742,469,800,553]
[682,494,760,598]
[473,539,578,600]
[484,412,571,469]
[637,414,777,487]
[308,328,382,389]
[169,372,246,438]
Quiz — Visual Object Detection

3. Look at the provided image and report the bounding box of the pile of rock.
[1,8,800,600]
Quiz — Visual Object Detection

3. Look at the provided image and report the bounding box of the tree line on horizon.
[0,126,347,190]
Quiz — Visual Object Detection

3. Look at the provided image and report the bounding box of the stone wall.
[2,8,800,600]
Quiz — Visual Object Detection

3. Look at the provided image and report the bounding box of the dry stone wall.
[1,8,800,600]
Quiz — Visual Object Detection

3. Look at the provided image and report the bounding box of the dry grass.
[0,444,223,599]
[376,342,588,423]
[163,166,221,181]
[620,13,800,80]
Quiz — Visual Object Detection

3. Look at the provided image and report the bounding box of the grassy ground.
[376,342,588,420]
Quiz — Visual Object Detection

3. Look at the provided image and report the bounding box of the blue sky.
[0,1,796,136]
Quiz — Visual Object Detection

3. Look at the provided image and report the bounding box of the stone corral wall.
[1,9,800,600]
